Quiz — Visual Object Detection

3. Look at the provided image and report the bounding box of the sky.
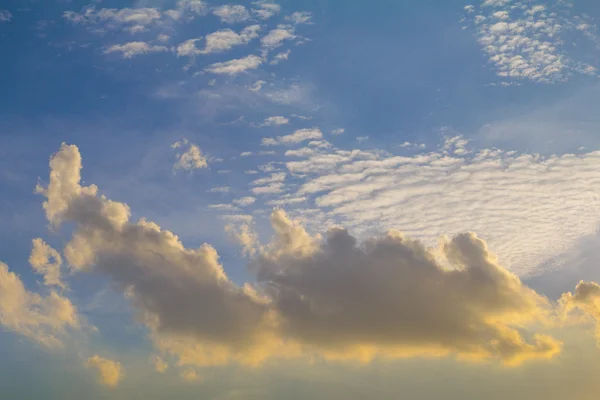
[4,0,600,398]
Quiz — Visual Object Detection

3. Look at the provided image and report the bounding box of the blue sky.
[4,0,600,398]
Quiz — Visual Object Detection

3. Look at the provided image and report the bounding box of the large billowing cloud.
[36,143,565,367]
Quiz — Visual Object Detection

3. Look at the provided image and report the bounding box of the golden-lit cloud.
[34,143,566,368]
[0,261,79,348]
[85,355,123,387]
[29,238,65,288]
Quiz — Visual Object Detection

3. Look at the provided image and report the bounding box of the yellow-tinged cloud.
[0,261,79,348]
[35,143,564,368]
[85,355,123,387]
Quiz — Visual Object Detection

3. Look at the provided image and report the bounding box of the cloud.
[261,128,323,146]
[35,144,567,367]
[285,11,312,25]
[252,3,281,20]
[172,140,208,172]
[85,355,123,387]
[151,355,168,373]
[104,42,168,58]
[252,210,561,365]
[463,0,598,83]
[0,261,79,348]
[233,197,257,207]
[260,116,290,127]
[208,186,232,193]
[37,144,278,367]
[63,7,163,32]
[261,26,296,48]
[331,128,345,135]
[205,55,264,75]
[177,25,260,56]
[180,368,202,382]
[270,50,291,65]
[29,238,65,288]
[213,5,251,24]
[0,10,12,22]
[279,139,600,275]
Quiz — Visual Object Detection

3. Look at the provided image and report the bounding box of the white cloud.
[261,128,323,146]
[0,10,12,22]
[233,197,257,207]
[85,356,123,387]
[251,3,281,20]
[29,239,65,288]
[464,0,598,83]
[105,42,168,58]
[157,34,170,43]
[261,116,290,126]
[331,128,345,135]
[279,139,600,275]
[177,25,260,56]
[63,7,163,31]
[285,11,312,25]
[213,5,250,23]
[261,26,296,48]
[248,80,267,92]
[270,49,291,65]
[205,54,263,75]
[207,186,231,193]
[172,139,208,171]
[0,261,79,348]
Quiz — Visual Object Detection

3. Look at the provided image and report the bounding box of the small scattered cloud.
[260,116,290,127]
[261,128,323,146]
[29,239,65,289]
[85,356,123,387]
[105,42,168,58]
[331,128,345,135]
[252,3,281,20]
[270,49,291,65]
[172,139,208,172]
[213,5,250,24]
[0,10,12,22]
[180,368,202,382]
[261,25,296,48]
[205,54,263,75]
[286,11,312,25]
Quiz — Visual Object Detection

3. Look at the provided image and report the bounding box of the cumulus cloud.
[205,55,263,75]
[251,210,561,365]
[213,5,250,23]
[177,25,260,56]
[29,238,65,288]
[270,50,291,65]
[34,144,567,368]
[286,11,312,25]
[0,261,79,348]
[261,128,323,146]
[233,197,257,207]
[85,355,123,387]
[172,139,208,172]
[260,116,289,127]
[261,25,295,48]
[0,10,12,22]
[252,3,281,20]
[104,42,168,58]
[463,0,598,83]
[63,7,163,32]
[37,144,278,367]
